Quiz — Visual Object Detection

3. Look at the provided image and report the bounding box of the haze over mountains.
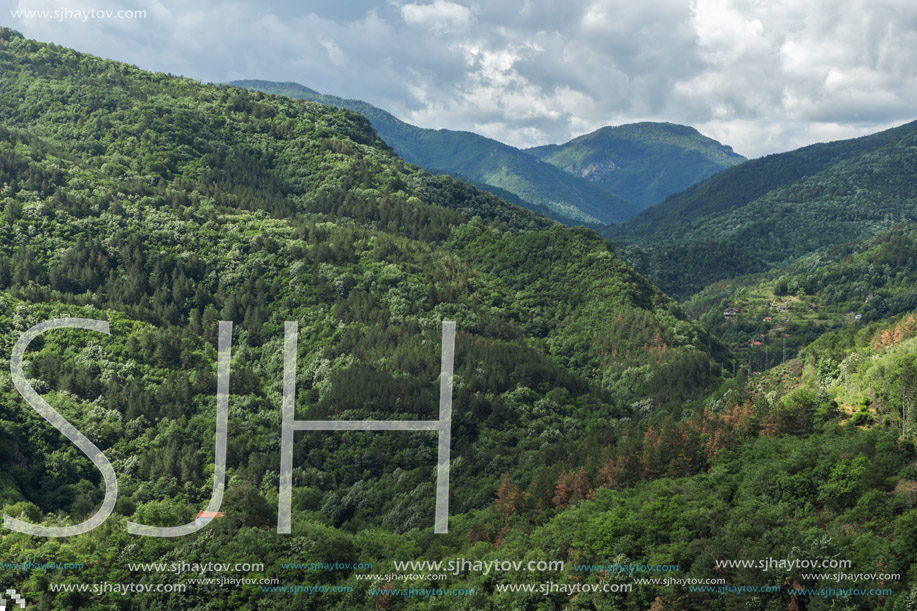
[231,80,746,226]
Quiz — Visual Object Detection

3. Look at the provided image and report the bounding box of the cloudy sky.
[7,0,917,157]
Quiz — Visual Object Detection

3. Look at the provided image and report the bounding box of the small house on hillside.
[724,308,739,317]
[195,511,224,527]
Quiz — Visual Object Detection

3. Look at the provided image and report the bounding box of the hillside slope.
[2,29,917,611]
[231,80,639,224]
[607,121,917,299]
[0,28,730,607]
[681,225,917,365]
[527,122,745,210]
[613,121,914,240]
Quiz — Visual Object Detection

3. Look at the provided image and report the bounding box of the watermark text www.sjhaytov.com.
[11,8,147,22]
[1,561,83,571]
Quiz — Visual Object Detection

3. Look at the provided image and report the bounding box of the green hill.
[527,122,746,210]
[608,121,917,299]
[0,28,735,607]
[614,121,914,240]
[2,29,917,611]
[230,80,640,224]
[679,224,917,366]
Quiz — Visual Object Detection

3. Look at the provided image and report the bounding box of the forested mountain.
[2,29,917,611]
[0,28,726,608]
[607,120,917,299]
[613,121,915,240]
[526,122,745,210]
[679,224,917,368]
[231,80,640,225]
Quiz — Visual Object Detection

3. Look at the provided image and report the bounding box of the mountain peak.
[526,121,746,211]
[597,121,700,135]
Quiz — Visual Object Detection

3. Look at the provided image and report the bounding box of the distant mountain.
[230,80,639,225]
[613,121,915,240]
[6,32,917,611]
[606,120,917,299]
[0,21,724,541]
[526,122,746,211]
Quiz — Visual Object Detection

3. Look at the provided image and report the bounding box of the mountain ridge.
[230,79,640,225]
[612,120,917,240]
[606,119,917,299]
[526,121,746,210]
[230,79,746,226]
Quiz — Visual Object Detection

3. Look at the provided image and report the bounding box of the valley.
[0,27,915,610]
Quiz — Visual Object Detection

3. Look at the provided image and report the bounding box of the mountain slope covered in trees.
[1,29,916,611]
[678,224,917,371]
[526,122,746,210]
[607,120,917,299]
[0,28,734,608]
[230,79,640,225]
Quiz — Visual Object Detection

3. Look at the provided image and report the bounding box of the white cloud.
[321,39,347,66]
[400,0,472,31]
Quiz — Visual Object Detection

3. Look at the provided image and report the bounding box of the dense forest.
[606,121,917,300]
[683,225,917,365]
[230,80,640,225]
[1,27,916,610]
[526,122,745,211]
